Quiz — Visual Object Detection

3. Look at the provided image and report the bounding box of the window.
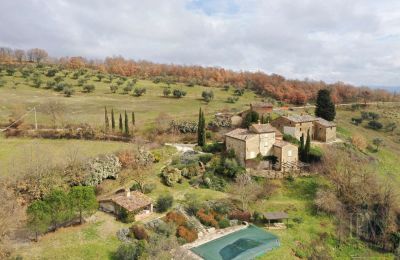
[288,150,292,157]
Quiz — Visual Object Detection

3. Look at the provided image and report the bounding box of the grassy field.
[0,71,260,129]
[335,105,400,187]
[0,134,134,176]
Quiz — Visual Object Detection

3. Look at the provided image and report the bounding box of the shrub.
[169,120,198,133]
[119,208,136,223]
[161,166,182,187]
[196,208,218,227]
[45,80,55,89]
[165,211,187,226]
[351,117,363,125]
[63,86,75,97]
[198,153,213,164]
[227,96,239,103]
[83,154,122,186]
[163,87,171,96]
[283,134,300,145]
[218,218,230,229]
[77,78,86,86]
[234,88,244,96]
[153,221,176,237]
[53,82,66,92]
[228,210,251,222]
[201,90,214,102]
[82,84,95,93]
[368,120,383,130]
[46,69,57,77]
[202,142,224,153]
[130,225,149,241]
[110,84,118,93]
[351,134,367,151]
[123,85,133,94]
[156,194,174,213]
[115,240,147,260]
[117,150,135,168]
[173,89,187,98]
[243,110,259,128]
[133,87,146,96]
[177,226,198,243]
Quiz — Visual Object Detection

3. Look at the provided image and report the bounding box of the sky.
[1,0,400,87]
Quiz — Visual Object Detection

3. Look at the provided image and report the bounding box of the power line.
[0,106,38,132]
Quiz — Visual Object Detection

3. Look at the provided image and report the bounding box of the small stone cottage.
[225,122,298,171]
[99,189,153,221]
[271,115,336,142]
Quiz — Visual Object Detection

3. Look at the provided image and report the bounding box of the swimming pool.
[191,225,280,260]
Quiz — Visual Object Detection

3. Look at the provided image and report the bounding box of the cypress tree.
[305,130,311,162]
[315,89,336,121]
[197,108,206,146]
[104,106,109,132]
[132,112,135,126]
[299,133,305,161]
[111,109,115,130]
[124,110,129,135]
[119,113,123,132]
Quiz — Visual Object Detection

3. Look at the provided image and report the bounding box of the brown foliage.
[130,225,149,241]
[117,150,135,168]
[351,134,367,151]
[196,208,218,228]
[177,225,198,243]
[228,210,251,222]
[165,211,187,227]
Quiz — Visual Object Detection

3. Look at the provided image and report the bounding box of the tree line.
[27,186,97,241]
[1,46,398,105]
[105,107,135,135]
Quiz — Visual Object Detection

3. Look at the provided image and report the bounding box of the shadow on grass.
[285,178,319,201]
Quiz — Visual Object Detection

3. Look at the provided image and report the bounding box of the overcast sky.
[1,0,399,87]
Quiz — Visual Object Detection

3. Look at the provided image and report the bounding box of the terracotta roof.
[315,117,336,127]
[273,140,294,148]
[100,191,152,212]
[283,114,317,123]
[264,212,289,220]
[225,128,257,141]
[250,123,281,134]
[251,102,273,108]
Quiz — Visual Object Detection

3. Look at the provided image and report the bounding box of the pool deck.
[178,223,249,260]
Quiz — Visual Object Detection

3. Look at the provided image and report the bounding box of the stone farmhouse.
[99,189,153,221]
[271,115,336,142]
[225,122,298,171]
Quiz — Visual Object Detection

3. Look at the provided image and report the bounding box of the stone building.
[225,122,298,170]
[271,115,336,142]
[99,189,153,221]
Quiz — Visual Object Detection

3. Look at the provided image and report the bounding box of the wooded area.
[1,47,397,105]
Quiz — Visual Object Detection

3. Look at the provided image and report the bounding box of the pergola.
[263,212,289,227]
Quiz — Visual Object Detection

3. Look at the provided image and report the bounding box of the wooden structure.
[264,212,289,229]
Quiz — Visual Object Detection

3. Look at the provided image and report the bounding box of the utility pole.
[34,107,38,130]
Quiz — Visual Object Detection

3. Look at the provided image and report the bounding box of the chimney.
[125,188,131,198]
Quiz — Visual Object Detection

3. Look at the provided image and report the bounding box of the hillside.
[1,65,399,259]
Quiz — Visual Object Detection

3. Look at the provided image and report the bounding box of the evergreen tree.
[26,200,51,241]
[305,130,311,162]
[111,109,115,130]
[119,113,123,132]
[44,189,72,231]
[299,133,305,161]
[69,186,98,224]
[104,106,109,132]
[124,110,129,135]
[197,108,206,146]
[131,112,135,126]
[315,89,336,121]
